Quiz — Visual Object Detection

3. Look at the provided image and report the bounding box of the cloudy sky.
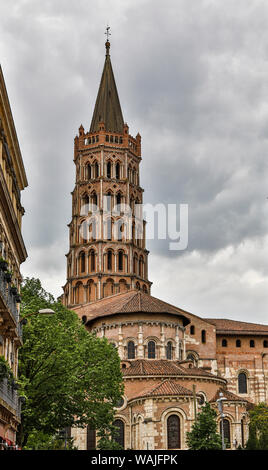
[1,0,268,323]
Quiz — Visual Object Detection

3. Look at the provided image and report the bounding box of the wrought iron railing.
[0,378,21,419]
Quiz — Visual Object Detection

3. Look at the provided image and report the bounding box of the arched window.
[136,281,140,290]
[118,250,124,271]
[238,372,247,394]
[86,163,91,180]
[190,325,195,335]
[201,330,206,344]
[264,340,268,348]
[104,217,112,241]
[107,250,113,270]
[104,192,112,212]
[116,192,122,207]
[166,341,173,360]
[167,415,180,449]
[89,250,95,272]
[106,161,112,178]
[220,419,231,448]
[94,162,99,178]
[91,192,98,209]
[79,252,85,273]
[113,419,125,449]
[133,254,138,274]
[116,162,120,179]
[81,194,89,215]
[148,340,156,359]
[236,339,241,348]
[87,427,96,450]
[127,341,135,359]
[250,339,255,348]
[139,256,144,277]
[222,339,228,347]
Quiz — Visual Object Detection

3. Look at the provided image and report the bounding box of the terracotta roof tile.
[122,359,221,379]
[205,318,268,336]
[131,379,193,400]
[210,387,252,404]
[73,290,190,326]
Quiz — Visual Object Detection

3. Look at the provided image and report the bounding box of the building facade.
[64,40,268,450]
[0,66,28,449]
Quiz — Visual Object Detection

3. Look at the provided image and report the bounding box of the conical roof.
[90,41,124,133]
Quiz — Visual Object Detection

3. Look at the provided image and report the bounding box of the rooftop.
[73,290,191,326]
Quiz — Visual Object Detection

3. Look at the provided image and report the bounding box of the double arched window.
[238,372,248,394]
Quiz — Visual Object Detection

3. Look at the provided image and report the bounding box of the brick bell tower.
[63,37,152,308]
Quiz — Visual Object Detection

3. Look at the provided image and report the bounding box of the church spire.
[90,31,124,134]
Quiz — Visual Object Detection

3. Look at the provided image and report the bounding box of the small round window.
[115,397,125,409]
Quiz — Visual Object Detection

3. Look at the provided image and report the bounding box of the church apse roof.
[72,290,191,327]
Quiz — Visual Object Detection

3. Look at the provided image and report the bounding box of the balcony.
[0,269,19,325]
[0,378,21,419]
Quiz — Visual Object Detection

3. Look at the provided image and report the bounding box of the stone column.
[137,322,144,358]
[160,323,166,359]
[118,324,124,359]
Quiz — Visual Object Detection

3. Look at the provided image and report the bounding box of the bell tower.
[63,37,151,308]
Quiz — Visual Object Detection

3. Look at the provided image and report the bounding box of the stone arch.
[74,281,84,304]
[86,279,96,303]
[104,277,114,297]
[161,407,186,450]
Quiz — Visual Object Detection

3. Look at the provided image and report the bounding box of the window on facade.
[86,164,91,180]
[116,192,121,206]
[236,339,241,348]
[118,251,123,271]
[190,325,195,335]
[90,250,95,272]
[148,340,156,359]
[166,341,173,360]
[264,340,268,348]
[94,162,99,178]
[167,415,180,449]
[116,162,120,179]
[127,341,135,359]
[222,339,228,347]
[106,161,112,178]
[250,339,255,348]
[107,250,113,270]
[113,419,124,449]
[105,192,112,212]
[220,419,231,448]
[92,193,97,209]
[201,330,206,344]
[238,372,247,394]
[80,252,85,273]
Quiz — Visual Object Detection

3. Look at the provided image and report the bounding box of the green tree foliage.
[246,403,268,450]
[18,278,123,449]
[186,403,222,450]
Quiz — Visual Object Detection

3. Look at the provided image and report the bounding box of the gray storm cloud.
[0,0,267,321]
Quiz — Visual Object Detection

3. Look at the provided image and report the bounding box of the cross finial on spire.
[105,25,111,42]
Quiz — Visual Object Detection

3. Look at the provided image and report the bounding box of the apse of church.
[63,39,151,308]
